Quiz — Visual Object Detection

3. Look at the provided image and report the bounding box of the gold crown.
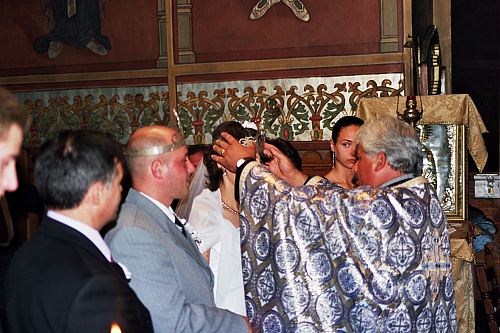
[124,109,186,157]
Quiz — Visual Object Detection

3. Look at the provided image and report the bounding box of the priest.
[211,115,457,333]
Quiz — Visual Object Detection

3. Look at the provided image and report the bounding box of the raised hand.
[211,132,256,173]
[263,143,308,186]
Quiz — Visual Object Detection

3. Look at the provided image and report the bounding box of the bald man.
[105,126,250,333]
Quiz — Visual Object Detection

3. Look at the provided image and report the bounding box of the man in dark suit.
[105,125,250,332]
[5,130,154,333]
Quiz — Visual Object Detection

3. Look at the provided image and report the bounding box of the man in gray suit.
[105,125,250,333]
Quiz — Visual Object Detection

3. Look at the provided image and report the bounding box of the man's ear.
[374,152,387,172]
[151,159,164,179]
[85,181,104,206]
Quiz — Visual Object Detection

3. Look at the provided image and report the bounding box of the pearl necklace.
[221,199,239,215]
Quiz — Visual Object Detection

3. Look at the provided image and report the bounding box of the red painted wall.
[0,0,158,76]
[1,0,400,85]
[190,0,381,62]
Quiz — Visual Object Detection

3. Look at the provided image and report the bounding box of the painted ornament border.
[14,73,403,147]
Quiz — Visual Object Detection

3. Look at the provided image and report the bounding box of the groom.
[105,125,250,332]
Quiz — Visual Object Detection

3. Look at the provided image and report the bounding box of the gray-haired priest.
[212,115,457,333]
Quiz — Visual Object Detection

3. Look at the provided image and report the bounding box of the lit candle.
[110,323,122,333]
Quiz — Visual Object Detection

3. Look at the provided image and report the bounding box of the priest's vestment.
[239,162,457,333]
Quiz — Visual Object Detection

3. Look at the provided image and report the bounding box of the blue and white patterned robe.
[239,162,457,333]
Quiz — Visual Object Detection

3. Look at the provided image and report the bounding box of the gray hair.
[355,115,423,176]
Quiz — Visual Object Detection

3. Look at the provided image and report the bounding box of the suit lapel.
[164,215,208,266]
[110,262,127,280]
[126,190,212,274]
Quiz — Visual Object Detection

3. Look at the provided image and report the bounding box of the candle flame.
[110,323,122,333]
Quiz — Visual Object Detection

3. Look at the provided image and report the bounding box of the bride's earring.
[223,169,227,176]
[330,139,335,167]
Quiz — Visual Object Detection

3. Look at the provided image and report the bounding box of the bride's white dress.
[188,188,246,316]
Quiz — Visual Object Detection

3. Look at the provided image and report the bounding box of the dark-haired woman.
[187,121,251,316]
[324,116,364,189]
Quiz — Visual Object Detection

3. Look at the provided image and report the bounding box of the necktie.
[175,217,187,238]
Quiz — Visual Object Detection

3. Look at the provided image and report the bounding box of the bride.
[180,121,254,316]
